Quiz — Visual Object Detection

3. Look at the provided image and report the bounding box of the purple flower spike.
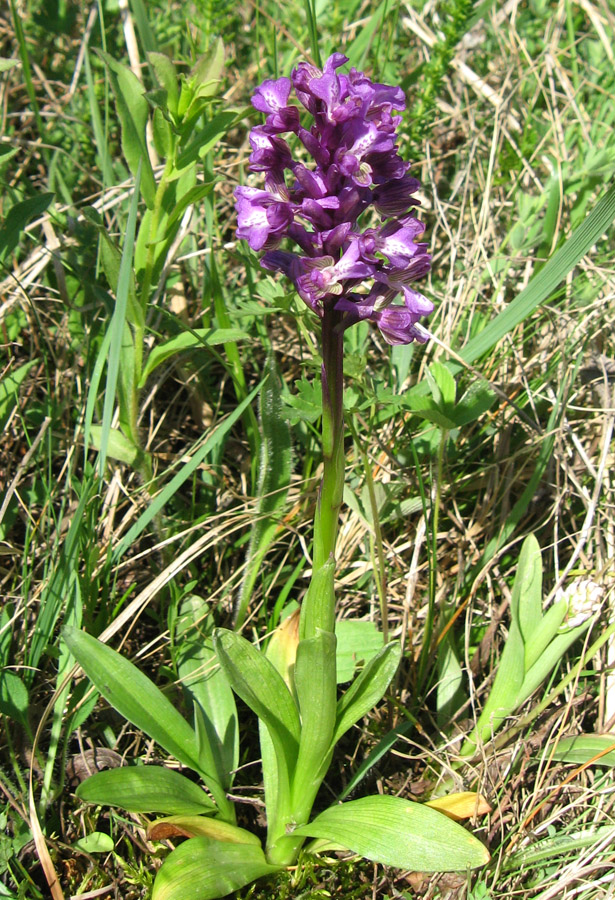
[235,55,433,345]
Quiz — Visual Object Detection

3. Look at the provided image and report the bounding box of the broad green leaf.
[148,51,179,116]
[73,832,114,854]
[294,796,489,871]
[152,836,280,900]
[213,630,300,767]
[97,51,156,208]
[88,425,138,464]
[235,355,292,627]
[333,642,401,744]
[175,596,238,792]
[452,381,496,427]
[406,394,458,430]
[548,734,615,767]
[335,620,384,683]
[75,766,216,815]
[140,328,249,387]
[427,362,456,409]
[81,207,144,331]
[64,628,202,774]
[291,632,337,807]
[148,815,259,845]
[0,192,54,264]
[0,58,20,72]
[152,106,173,158]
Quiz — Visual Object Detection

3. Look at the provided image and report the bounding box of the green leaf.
[522,599,568,673]
[139,328,249,387]
[0,192,54,264]
[333,642,401,744]
[460,180,615,366]
[175,596,238,793]
[335,620,384,684]
[75,766,216,815]
[0,58,20,72]
[213,630,300,769]
[452,381,496,427]
[64,628,202,774]
[112,381,261,561]
[88,425,138,464]
[406,394,458,430]
[96,164,142,472]
[427,362,456,409]
[513,535,543,658]
[152,836,280,900]
[187,38,225,101]
[73,832,114,854]
[148,51,179,116]
[0,670,29,726]
[176,111,243,171]
[517,618,592,706]
[294,796,489,871]
[291,632,337,806]
[461,609,525,754]
[548,734,615,767]
[97,51,156,208]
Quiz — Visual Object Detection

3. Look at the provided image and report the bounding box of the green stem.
[140,159,174,308]
[300,306,345,640]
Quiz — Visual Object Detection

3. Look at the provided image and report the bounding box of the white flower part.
[556,579,604,630]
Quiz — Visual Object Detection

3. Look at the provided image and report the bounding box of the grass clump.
[1,0,614,898]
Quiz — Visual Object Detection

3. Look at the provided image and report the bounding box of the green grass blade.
[98,164,141,475]
[235,356,292,627]
[111,380,261,562]
[460,180,615,365]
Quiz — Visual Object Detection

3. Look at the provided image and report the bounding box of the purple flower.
[234,55,432,345]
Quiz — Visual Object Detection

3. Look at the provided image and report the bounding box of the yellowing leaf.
[426,792,491,822]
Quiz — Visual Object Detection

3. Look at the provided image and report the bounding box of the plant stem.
[300,306,345,639]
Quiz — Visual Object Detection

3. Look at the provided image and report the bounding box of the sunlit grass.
[1,0,614,896]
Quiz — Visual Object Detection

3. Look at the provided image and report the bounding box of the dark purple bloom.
[234,55,433,345]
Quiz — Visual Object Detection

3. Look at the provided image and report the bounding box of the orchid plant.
[65,55,489,899]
